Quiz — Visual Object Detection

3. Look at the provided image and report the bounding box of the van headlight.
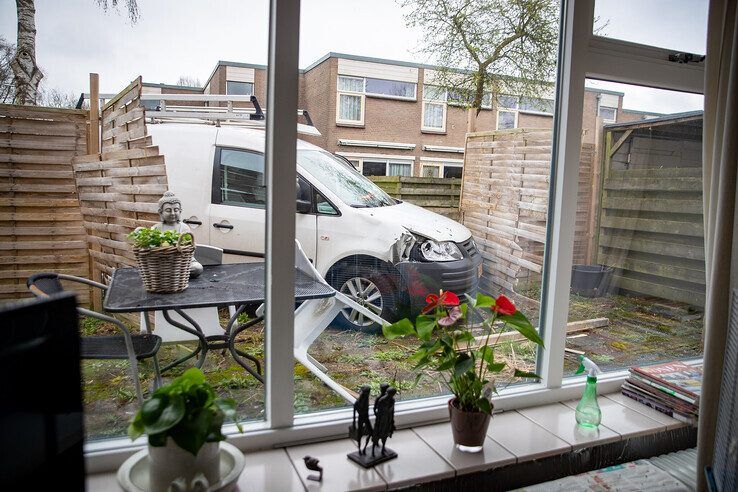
[419,240,463,262]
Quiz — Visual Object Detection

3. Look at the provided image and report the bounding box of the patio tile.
[518,402,620,450]
[373,429,455,489]
[603,392,686,431]
[487,410,571,462]
[285,438,386,492]
[562,397,667,439]
[242,448,306,492]
[412,422,515,475]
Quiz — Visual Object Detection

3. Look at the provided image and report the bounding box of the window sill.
[421,128,447,135]
[86,390,691,490]
[336,121,365,128]
[366,93,417,102]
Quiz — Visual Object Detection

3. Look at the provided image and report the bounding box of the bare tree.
[176,75,202,87]
[0,36,15,104]
[400,0,559,115]
[95,0,140,23]
[11,0,43,105]
[39,87,79,108]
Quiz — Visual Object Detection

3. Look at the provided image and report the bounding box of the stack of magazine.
[621,361,702,425]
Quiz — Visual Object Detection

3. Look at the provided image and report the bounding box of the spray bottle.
[575,355,602,428]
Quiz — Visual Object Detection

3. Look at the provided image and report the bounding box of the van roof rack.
[139,93,320,136]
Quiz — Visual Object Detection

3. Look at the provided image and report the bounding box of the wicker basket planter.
[133,236,195,293]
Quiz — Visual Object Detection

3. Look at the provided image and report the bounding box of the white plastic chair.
[292,240,389,403]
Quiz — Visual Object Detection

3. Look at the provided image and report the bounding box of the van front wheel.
[331,265,400,332]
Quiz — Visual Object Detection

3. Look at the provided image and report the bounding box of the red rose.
[492,294,516,315]
[422,290,460,314]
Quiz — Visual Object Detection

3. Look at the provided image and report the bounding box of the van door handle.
[213,222,234,230]
[183,219,202,226]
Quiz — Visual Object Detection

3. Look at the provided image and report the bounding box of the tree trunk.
[11,0,43,105]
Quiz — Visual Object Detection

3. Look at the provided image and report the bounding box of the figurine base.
[347,448,398,468]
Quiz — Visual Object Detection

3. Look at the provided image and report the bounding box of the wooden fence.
[460,128,596,295]
[596,115,704,306]
[73,77,168,288]
[0,105,90,303]
[368,176,461,220]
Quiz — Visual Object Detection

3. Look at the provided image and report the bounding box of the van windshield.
[297,150,397,208]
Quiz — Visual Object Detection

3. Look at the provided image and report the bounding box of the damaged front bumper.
[395,237,483,314]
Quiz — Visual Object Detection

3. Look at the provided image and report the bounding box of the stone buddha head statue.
[157,191,183,229]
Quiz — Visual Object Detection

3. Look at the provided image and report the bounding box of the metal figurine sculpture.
[303,456,323,482]
[154,191,203,278]
[347,385,398,468]
[350,386,373,455]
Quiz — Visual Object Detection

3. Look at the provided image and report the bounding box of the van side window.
[214,148,265,208]
[315,191,338,215]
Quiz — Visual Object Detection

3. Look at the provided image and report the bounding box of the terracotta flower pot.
[148,439,220,492]
[448,398,492,450]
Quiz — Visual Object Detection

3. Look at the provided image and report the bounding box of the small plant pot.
[148,439,219,492]
[448,398,492,452]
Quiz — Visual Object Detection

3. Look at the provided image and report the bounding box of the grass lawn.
[80,291,703,441]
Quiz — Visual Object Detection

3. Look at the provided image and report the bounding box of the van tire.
[330,265,400,333]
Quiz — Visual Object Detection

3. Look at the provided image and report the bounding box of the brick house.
[142,53,660,177]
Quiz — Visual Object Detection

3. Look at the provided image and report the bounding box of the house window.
[388,162,412,176]
[226,81,254,96]
[361,161,386,176]
[598,105,617,122]
[365,77,416,99]
[421,161,463,178]
[422,84,447,132]
[336,75,365,124]
[497,110,517,129]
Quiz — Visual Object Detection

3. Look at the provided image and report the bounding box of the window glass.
[563,80,704,378]
[219,148,266,207]
[315,191,339,215]
[520,97,554,113]
[497,110,516,129]
[594,0,707,54]
[226,81,254,96]
[448,89,492,108]
[297,151,395,207]
[422,84,446,101]
[361,161,387,176]
[421,165,440,177]
[141,98,160,110]
[388,162,412,176]
[498,95,519,109]
[599,106,617,122]
[338,75,364,92]
[443,166,463,178]
[423,102,445,129]
[338,94,362,122]
[365,78,416,98]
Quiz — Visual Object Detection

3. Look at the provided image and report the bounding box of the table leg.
[142,312,163,388]
[227,310,265,384]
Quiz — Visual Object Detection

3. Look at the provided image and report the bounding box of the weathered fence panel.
[74,77,168,280]
[368,176,461,220]
[0,105,90,303]
[596,116,704,306]
[460,128,594,295]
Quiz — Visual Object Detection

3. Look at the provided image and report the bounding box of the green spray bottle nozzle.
[575,355,601,379]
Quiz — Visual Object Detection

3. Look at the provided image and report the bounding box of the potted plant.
[128,368,242,491]
[383,291,544,451]
[127,227,195,293]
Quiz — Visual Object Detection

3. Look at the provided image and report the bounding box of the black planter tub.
[571,265,614,298]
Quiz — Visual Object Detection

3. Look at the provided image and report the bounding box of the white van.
[147,122,482,330]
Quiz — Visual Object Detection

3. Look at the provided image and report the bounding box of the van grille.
[459,238,480,258]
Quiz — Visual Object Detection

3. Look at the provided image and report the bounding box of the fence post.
[88,73,102,310]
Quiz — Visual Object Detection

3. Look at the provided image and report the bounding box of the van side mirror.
[297,199,312,214]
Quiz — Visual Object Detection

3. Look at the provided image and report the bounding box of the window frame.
[420,158,464,178]
[211,146,267,209]
[340,154,416,177]
[496,109,519,129]
[84,0,707,468]
[597,103,617,123]
[336,75,366,125]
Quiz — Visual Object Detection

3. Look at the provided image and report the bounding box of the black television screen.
[0,293,85,490]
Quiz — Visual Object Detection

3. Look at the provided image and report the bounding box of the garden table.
[103,262,334,383]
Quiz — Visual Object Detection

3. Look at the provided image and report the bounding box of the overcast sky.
[0,0,706,113]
